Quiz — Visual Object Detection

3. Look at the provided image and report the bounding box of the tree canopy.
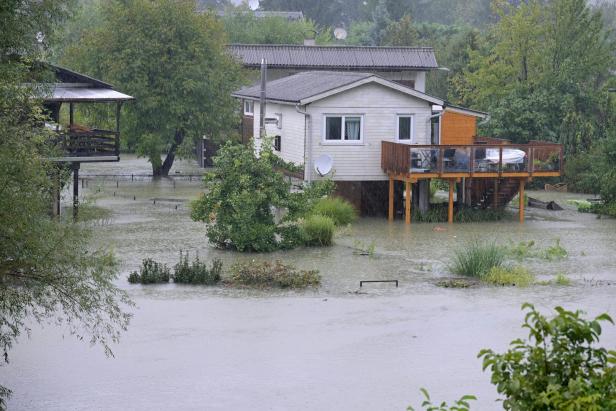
[61,0,243,176]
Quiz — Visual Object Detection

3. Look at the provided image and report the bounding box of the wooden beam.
[388,175,394,222]
[448,178,455,223]
[405,178,412,224]
[69,102,74,126]
[493,178,499,209]
[519,178,525,223]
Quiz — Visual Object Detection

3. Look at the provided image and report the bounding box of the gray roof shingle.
[232,71,373,103]
[228,44,438,70]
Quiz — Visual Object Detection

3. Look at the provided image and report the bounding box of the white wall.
[307,82,432,182]
[252,101,305,166]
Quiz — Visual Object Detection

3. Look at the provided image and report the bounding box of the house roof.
[232,71,445,105]
[232,71,488,118]
[227,44,438,71]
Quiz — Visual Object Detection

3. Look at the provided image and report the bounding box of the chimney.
[304,38,316,46]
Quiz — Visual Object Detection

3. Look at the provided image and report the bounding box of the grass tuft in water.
[483,266,535,287]
[554,273,571,286]
[449,241,505,278]
[544,239,568,260]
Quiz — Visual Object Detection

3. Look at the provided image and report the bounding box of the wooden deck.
[50,129,120,162]
[381,141,563,224]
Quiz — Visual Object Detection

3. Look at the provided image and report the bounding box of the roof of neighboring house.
[214,10,304,20]
[228,44,439,71]
[40,64,134,102]
[232,71,444,105]
[232,71,488,118]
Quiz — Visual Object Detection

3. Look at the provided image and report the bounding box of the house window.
[324,115,363,142]
[274,135,281,152]
[397,115,414,142]
[244,100,254,116]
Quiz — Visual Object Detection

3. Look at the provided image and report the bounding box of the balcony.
[381,141,563,179]
[51,127,120,162]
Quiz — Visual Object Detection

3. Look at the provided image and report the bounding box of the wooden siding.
[440,111,476,145]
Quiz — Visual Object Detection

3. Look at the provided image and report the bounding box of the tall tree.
[1,1,131,408]
[61,0,243,177]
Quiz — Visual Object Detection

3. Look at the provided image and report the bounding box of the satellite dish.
[314,154,333,176]
[334,27,348,40]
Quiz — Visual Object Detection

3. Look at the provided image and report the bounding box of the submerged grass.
[483,266,535,287]
[449,241,505,278]
[229,260,320,289]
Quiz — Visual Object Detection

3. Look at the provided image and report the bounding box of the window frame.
[322,114,364,145]
[243,100,254,116]
[273,135,281,152]
[396,114,415,144]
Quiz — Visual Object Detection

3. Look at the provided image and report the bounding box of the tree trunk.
[152,129,185,178]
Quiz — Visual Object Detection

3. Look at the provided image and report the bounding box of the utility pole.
[259,58,267,139]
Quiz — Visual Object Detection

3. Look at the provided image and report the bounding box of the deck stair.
[472,178,520,209]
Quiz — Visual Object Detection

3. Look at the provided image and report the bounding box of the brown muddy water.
[4,155,616,410]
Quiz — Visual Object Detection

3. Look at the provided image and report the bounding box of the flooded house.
[232,70,563,223]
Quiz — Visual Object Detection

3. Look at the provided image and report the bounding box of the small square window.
[325,117,342,140]
[274,135,281,152]
[244,100,254,115]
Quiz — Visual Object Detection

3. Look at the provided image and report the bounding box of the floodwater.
[4,155,616,410]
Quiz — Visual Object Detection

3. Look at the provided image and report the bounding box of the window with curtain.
[397,115,413,142]
[325,115,363,142]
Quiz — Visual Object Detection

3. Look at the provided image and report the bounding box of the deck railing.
[381,141,563,177]
[53,128,120,158]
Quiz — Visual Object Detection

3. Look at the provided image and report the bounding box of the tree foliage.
[480,304,616,410]
[191,141,333,252]
[60,0,243,176]
[1,1,131,407]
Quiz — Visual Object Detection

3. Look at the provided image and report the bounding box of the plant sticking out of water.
[128,258,171,284]
[311,197,357,226]
[302,215,335,246]
[449,241,505,278]
[229,260,320,289]
[543,238,568,260]
[352,239,376,256]
[173,251,222,285]
[554,273,571,286]
[436,279,475,288]
[483,266,535,287]
[407,388,476,411]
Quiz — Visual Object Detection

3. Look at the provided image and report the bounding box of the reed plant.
[449,241,505,277]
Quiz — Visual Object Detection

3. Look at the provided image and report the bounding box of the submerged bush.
[311,197,357,226]
[128,258,170,284]
[173,251,222,285]
[303,214,335,246]
[412,205,508,223]
[229,260,320,288]
[483,266,535,287]
[449,242,505,278]
[408,388,476,411]
[543,238,568,260]
[276,221,307,250]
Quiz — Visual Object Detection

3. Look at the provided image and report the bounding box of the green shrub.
[479,304,616,410]
[483,266,535,287]
[554,273,571,286]
[412,204,508,223]
[303,215,335,246]
[276,221,307,250]
[506,240,536,259]
[449,241,505,278]
[408,388,476,411]
[229,260,320,288]
[128,258,170,284]
[544,238,567,260]
[311,197,357,226]
[173,251,222,285]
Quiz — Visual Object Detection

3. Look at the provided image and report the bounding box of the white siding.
[253,102,305,166]
[306,82,432,181]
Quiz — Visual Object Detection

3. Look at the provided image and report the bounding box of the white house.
[232,71,487,214]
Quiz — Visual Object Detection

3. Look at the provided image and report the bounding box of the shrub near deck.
[449,242,505,278]
[311,197,357,226]
[229,260,320,289]
[303,215,335,246]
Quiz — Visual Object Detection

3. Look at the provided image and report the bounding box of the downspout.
[430,109,444,145]
[295,104,312,182]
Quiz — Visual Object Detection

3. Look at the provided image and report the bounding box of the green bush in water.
[408,388,476,411]
[276,221,308,250]
[483,266,535,287]
[229,260,320,288]
[173,251,222,285]
[303,215,335,246]
[449,241,505,278]
[128,258,170,284]
[311,197,357,226]
[543,238,567,260]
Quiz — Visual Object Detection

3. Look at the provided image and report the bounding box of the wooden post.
[115,102,121,157]
[405,178,412,224]
[519,178,525,223]
[69,102,74,126]
[72,162,80,221]
[388,175,394,221]
[493,178,499,209]
[448,178,454,224]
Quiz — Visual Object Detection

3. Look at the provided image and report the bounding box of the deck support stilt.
[72,162,80,221]
[493,178,499,209]
[388,175,394,221]
[405,178,412,224]
[519,178,525,223]
[448,178,455,223]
